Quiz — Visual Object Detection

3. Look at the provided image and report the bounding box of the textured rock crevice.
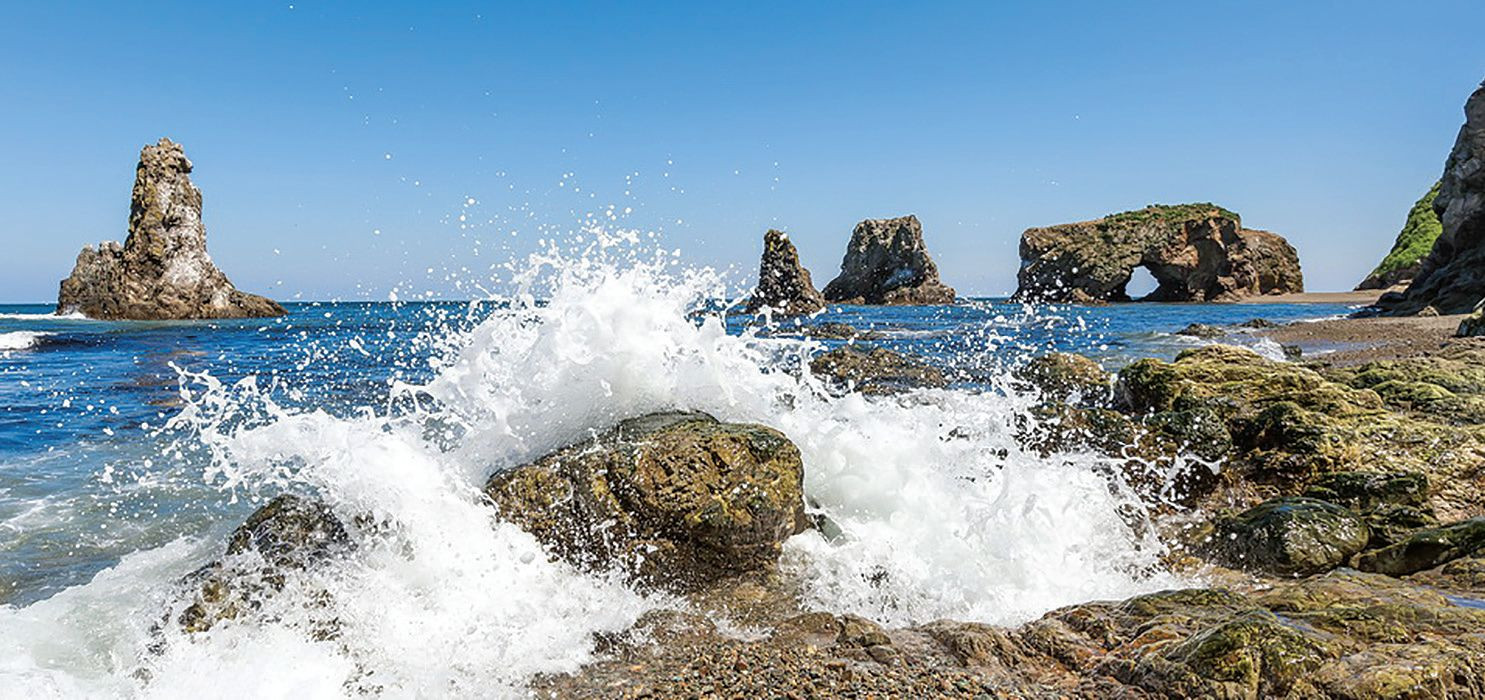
[1013,204,1303,303]
[56,138,284,320]
[821,215,955,305]
[744,229,826,315]
[1380,82,1485,315]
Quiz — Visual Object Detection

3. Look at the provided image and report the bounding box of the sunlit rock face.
[1013,204,1303,304]
[821,215,956,305]
[1381,83,1485,315]
[745,229,826,316]
[56,138,284,320]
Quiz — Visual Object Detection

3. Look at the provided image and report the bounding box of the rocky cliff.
[56,138,284,320]
[821,215,955,305]
[1379,83,1485,315]
[1013,204,1303,303]
[1357,182,1443,290]
[744,229,825,315]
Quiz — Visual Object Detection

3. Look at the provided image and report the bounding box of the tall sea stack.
[744,229,826,315]
[821,215,955,305]
[56,138,284,320]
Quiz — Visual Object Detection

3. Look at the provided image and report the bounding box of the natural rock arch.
[1013,204,1303,303]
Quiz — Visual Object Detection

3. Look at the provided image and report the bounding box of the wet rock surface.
[56,138,285,320]
[485,412,806,591]
[1206,497,1370,575]
[820,215,956,305]
[1013,203,1304,303]
[807,345,948,395]
[744,229,826,316]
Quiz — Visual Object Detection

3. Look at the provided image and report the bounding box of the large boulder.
[1379,83,1485,315]
[1206,497,1370,576]
[56,138,285,320]
[484,412,806,591]
[744,229,826,316]
[1357,181,1443,290]
[820,215,956,305]
[1012,204,1304,303]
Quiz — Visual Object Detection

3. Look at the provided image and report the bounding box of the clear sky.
[2,1,1483,302]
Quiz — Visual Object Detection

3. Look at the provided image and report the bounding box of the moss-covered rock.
[485,412,806,591]
[1207,497,1370,576]
[808,345,947,395]
[1011,352,1111,405]
[1358,181,1443,290]
[1356,518,1485,577]
[1302,471,1430,511]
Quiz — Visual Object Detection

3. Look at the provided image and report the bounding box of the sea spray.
[0,239,1182,697]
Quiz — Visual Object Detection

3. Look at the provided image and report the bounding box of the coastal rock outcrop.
[485,412,806,591]
[821,215,956,305]
[744,229,826,315]
[808,345,948,395]
[1379,83,1485,315]
[1013,204,1304,303]
[1357,181,1443,290]
[56,138,285,320]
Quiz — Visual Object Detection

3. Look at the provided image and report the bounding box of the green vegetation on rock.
[1358,181,1442,290]
[1101,203,1242,229]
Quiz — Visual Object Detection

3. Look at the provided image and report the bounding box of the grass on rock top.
[1100,203,1242,229]
[1367,181,1443,281]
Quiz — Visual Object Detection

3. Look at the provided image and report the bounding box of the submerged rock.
[1206,497,1370,576]
[744,229,826,316]
[1380,83,1485,314]
[1175,323,1227,339]
[820,215,956,305]
[177,494,351,633]
[484,412,805,591]
[1013,203,1303,303]
[808,345,947,395]
[56,138,285,320]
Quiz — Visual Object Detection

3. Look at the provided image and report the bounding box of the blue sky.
[2,1,1483,302]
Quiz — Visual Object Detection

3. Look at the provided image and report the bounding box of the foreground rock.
[1358,181,1443,290]
[56,138,285,320]
[821,215,956,305]
[1380,83,1485,315]
[485,412,805,591]
[808,345,947,395]
[1206,497,1370,576]
[1013,204,1304,303]
[744,229,826,316]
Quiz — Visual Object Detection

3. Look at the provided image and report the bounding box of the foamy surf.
[0,241,1182,697]
[0,331,53,351]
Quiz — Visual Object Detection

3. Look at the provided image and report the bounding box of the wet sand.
[1237,290,1386,305]
[1264,313,1476,366]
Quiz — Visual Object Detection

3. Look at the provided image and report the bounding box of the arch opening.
[1124,265,1160,301]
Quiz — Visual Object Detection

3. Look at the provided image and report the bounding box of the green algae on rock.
[808,345,947,395]
[1207,497,1370,576]
[1356,518,1485,576]
[485,412,806,591]
[1011,352,1111,405]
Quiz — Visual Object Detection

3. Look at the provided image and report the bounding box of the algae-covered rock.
[1208,497,1370,576]
[1357,181,1443,290]
[1356,517,1485,577]
[485,412,806,591]
[1012,352,1111,405]
[808,345,947,395]
[1175,323,1227,339]
[1302,471,1430,511]
[178,494,351,633]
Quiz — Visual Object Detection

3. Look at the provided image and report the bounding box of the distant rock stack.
[56,138,284,320]
[1379,82,1485,315]
[1012,204,1303,303]
[744,229,826,315]
[821,215,956,305]
[1356,182,1442,291]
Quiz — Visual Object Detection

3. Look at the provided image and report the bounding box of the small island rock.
[56,138,285,320]
[821,215,956,305]
[744,229,825,315]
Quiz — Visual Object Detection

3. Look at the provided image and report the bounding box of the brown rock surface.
[744,229,825,315]
[821,215,956,305]
[56,138,284,320]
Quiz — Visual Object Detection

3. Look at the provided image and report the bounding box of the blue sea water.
[0,279,1363,696]
[0,297,1354,606]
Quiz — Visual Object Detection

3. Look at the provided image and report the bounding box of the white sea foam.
[0,311,90,321]
[0,239,1183,697]
[0,331,52,351]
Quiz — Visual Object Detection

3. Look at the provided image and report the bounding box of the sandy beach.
[1264,312,1478,365]
[1237,290,1388,305]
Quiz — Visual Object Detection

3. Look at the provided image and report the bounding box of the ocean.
[0,253,1359,696]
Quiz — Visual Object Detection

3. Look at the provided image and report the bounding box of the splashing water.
[0,240,1184,697]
